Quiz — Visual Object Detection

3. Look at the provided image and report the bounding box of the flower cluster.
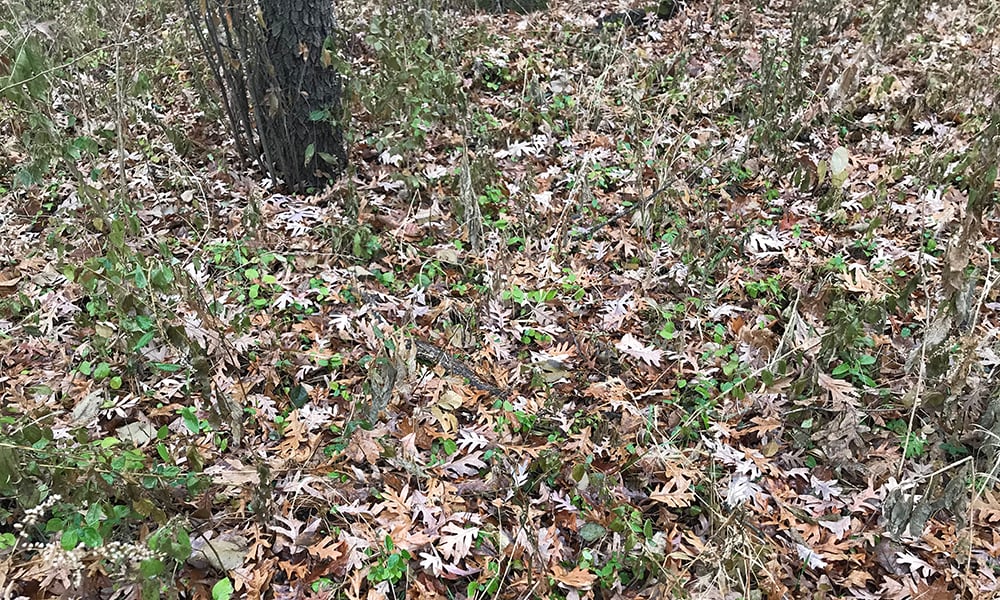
[9,494,164,589]
[12,494,62,538]
[97,540,162,573]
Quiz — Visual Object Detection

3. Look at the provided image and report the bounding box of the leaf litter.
[1,0,1000,598]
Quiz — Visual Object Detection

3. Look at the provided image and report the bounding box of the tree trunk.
[185,0,346,193]
[251,0,345,191]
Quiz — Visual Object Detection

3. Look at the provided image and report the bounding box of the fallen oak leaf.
[795,543,828,569]
[895,551,936,578]
[419,550,445,577]
[442,562,480,577]
[817,515,852,539]
[615,333,663,366]
[271,515,322,554]
[437,522,479,562]
[842,568,874,588]
[430,389,462,433]
[438,451,486,478]
[307,536,344,562]
[0,273,21,296]
[817,372,859,409]
[550,564,597,590]
[649,474,695,507]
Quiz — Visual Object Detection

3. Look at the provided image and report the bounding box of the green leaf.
[133,331,155,351]
[110,219,126,249]
[0,532,14,549]
[212,578,234,600]
[73,135,99,156]
[173,528,193,559]
[61,529,79,550]
[139,558,165,577]
[180,407,200,434]
[579,522,606,542]
[175,528,192,554]
[80,526,103,548]
[151,362,183,372]
[151,266,174,289]
[93,362,111,380]
[133,267,148,289]
[85,503,106,524]
[304,143,315,166]
[288,384,309,409]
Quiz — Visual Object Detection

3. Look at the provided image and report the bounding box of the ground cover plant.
[1,0,999,598]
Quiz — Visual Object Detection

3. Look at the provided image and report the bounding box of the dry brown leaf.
[430,389,462,433]
[616,333,663,366]
[842,568,874,588]
[275,411,311,460]
[345,427,382,465]
[437,522,479,562]
[308,536,344,562]
[550,564,597,590]
[649,475,694,507]
[817,372,859,409]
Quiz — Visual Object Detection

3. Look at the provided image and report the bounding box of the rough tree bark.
[251,0,346,191]
[186,0,346,192]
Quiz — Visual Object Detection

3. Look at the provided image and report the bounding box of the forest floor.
[2,0,1000,598]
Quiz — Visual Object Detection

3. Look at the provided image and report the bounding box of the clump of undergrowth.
[339,0,473,158]
[0,410,201,596]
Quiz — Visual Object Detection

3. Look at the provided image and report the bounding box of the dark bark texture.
[185,0,345,192]
[253,0,345,191]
